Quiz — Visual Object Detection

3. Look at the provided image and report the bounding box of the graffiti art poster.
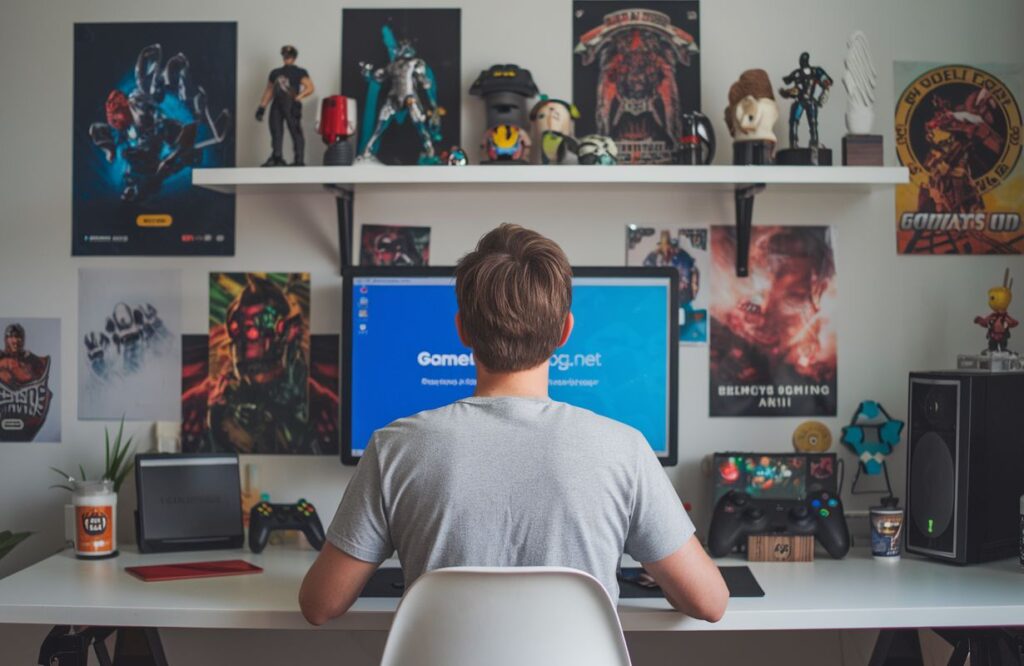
[78,269,181,420]
[73,22,236,256]
[0,318,60,442]
[626,225,708,344]
[182,333,338,455]
[360,225,431,266]
[208,273,311,454]
[341,9,460,165]
[894,62,1023,254]
[709,226,838,417]
[573,1,700,164]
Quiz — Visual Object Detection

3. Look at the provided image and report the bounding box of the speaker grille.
[907,378,960,559]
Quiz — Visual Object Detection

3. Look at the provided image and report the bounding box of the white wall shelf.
[191,165,908,276]
[193,164,908,194]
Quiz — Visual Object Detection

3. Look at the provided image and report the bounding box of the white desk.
[0,546,1021,632]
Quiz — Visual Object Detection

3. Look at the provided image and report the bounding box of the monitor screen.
[342,267,678,465]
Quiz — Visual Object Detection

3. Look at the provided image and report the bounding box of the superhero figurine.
[777,52,834,165]
[470,64,539,165]
[256,46,315,167]
[974,269,1018,354]
[207,275,310,454]
[89,43,231,201]
[357,26,444,165]
[0,324,53,442]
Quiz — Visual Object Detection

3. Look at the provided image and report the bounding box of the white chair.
[379,566,632,666]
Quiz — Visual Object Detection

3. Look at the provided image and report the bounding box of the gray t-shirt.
[327,396,694,602]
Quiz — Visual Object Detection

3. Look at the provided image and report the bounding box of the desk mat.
[360,566,764,599]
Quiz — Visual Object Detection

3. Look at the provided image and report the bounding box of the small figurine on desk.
[841,31,883,165]
[256,46,315,167]
[357,26,445,165]
[777,52,833,166]
[725,69,778,165]
[470,64,539,164]
[530,96,580,165]
[975,269,1018,354]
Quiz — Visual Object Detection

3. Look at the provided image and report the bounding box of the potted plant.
[50,417,135,492]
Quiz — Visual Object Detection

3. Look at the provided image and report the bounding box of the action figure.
[256,46,315,166]
[357,26,444,165]
[725,69,778,165]
[0,324,53,442]
[207,275,310,454]
[470,64,538,164]
[779,52,832,149]
[975,269,1018,354]
[89,43,231,201]
[530,97,580,165]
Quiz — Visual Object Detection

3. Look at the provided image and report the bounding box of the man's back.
[326,396,694,602]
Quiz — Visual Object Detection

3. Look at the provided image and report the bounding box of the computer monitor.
[342,266,678,466]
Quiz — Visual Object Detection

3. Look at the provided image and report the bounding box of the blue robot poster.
[73,23,236,256]
[341,9,460,166]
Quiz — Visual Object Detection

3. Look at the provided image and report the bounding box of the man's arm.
[297,75,315,101]
[299,542,379,626]
[642,534,728,622]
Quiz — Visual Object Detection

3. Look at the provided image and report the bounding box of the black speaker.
[906,371,1024,564]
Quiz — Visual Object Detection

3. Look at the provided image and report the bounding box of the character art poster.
[73,23,236,256]
[360,225,431,266]
[182,334,338,455]
[573,1,701,164]
[626,225,708,344]
[207,273,312,454]
[0,318,60,442]
[709,226,838,417]
[78,269,181,420]
[341,9,460,166]
[894,62,1023,255]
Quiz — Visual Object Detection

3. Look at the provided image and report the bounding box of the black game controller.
[707,490,850,559]
[248,499,326,554]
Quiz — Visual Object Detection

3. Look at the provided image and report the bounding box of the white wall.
[1,0,1022,663]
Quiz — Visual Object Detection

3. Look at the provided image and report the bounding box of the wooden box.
[746,534,815,562]
[842,134,884,166]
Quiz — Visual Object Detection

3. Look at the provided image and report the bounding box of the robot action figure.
[777,52,834,165]
[975,269,1018,354]
[357,26,444,165]
[256,46,315,166]
[89,43,232,201]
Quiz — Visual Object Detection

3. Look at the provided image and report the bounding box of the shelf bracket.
[733,183,765,277]
[325,184,354,274]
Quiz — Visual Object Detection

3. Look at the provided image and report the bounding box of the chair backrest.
[380,566,632,666]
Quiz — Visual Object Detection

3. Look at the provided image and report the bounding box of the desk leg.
[867,629,922,665]
[935,628,1024,666]
[37,626,168,666]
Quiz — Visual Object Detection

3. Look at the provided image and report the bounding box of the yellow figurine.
[974,269,1018,354]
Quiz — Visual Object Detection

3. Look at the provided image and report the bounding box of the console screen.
[713,454,831,502]
[344,269,677,463]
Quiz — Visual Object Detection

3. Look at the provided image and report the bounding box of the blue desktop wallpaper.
[350,278,669,456]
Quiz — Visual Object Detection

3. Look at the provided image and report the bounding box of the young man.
[300,225,728,625]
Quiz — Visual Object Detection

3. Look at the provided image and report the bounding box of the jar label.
[76,505,114,554]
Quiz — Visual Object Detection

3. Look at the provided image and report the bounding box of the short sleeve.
[623,438,695,563]
[267,69,276,83]
[326,435,395,563]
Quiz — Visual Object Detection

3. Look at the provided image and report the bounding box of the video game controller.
[707,490,850,558]
[248,499,326,554]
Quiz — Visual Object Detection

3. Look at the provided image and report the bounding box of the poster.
[626,225,708,344]
[78,269,181,420]
[894,62,1023,254]
[709,226,838,417]
[360,225,431,266]
[207,273,311,454]
[182,334,338,455]
[573,1,701,164]
[0,318,60,442]
[341,9,460,165]
[73,22,236,256]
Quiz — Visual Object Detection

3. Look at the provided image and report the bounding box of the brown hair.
[455,224,572,373]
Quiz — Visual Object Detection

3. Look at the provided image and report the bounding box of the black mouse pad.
[617,566,764,598]
[360,566,764,599]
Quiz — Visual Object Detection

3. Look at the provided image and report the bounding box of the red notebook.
[125,559,263,582]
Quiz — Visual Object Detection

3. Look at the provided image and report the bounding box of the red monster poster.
[573,1,701,164]
[360,225,430,266]
[709,226,838,417]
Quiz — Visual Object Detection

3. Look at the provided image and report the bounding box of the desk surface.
[0,547,1021,632]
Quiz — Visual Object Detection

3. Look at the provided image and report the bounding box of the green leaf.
[49,466,72,481]
[78,464,87,482]
[48,484,74,492]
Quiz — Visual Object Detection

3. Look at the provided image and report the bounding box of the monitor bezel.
[341,265,679,466]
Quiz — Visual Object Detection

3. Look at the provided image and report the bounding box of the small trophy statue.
[841,31,883,166]
[776,52,833,166]
[959,268,1021,372]
[724,69,779,165]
